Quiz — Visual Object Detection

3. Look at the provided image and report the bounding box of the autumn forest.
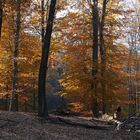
[0,0,140,122]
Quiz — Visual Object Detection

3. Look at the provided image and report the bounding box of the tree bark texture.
[38,0,57,117]
[99,0,107,114]
[9,0,21,111]
[92,0,99,117]
[0,0,3,38]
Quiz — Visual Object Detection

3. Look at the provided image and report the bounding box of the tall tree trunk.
[99,0,108,114]
[38,0,45,116]
[41,0,45,44]
[32,73,36,112]
[9,0,21,111]
[0,0,3,38]
[91,0,99,117]
[38,0,57,117]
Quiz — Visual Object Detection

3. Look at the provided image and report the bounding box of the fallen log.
[57,117,111,130]
[44,116,113,130]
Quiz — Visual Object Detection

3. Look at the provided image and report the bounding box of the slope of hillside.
[0,111,139,140]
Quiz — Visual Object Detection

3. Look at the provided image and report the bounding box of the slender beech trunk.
[41,0,45,44]
[0,0,3,38]
[38,0,57,117]
[38,0,45,116]
[99,0,108,114]
[92,0,99,117]
[32,73,36,112]
[9,0,21,111]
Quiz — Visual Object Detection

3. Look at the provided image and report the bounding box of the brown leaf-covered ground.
[0,111,140,140]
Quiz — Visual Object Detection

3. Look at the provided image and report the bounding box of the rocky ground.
[0,111,140,140]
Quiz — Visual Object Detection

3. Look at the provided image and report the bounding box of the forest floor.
[0,111,140,140]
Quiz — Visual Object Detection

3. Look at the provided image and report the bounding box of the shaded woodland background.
[0,0,140,118]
